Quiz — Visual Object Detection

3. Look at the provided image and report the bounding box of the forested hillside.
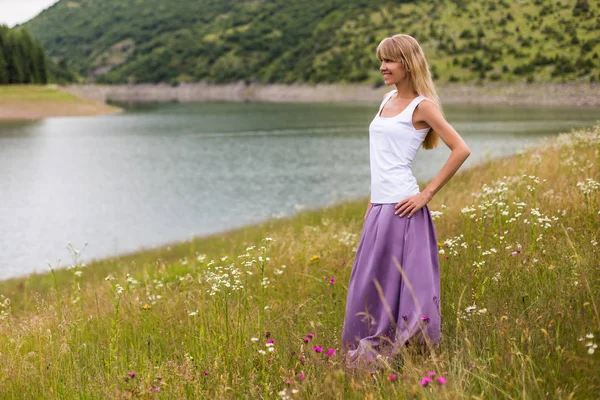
[25,0,600,85]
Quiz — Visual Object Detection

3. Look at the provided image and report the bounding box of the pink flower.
[421,316,430,323]
[516,248,521,253]
[303,337,310,343]
[267,339,275,343]
[387,374,398,382]
[285,380,291,386]
[510,252,517,257]
[312,346,323,353]
[203,370,209,376]
[325,348,336,357]
[265,331,271,338]
[437,376,447,385]
[330,277,335,285]
[419,377,432,386]
[307,333,314,339]
[299,374,306,380]
[129,371,136,378]
[427,371,435,377]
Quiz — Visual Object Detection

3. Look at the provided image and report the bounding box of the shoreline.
[62,82,600,108]
[0,85,122,121]
[1,82,598,121]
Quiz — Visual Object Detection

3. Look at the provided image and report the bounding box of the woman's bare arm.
[394,101,471,217]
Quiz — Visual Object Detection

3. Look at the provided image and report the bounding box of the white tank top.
[369,89,431,204]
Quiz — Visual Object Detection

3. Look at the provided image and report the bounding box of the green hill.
[24,0,600,85]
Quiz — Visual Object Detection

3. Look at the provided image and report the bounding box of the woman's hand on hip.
[394,192,432,218]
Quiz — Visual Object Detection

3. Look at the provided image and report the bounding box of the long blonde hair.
[376,34,441,150]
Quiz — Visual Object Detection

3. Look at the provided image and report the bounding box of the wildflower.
[74,270,83,277]
[189,310,198,316]
[312,346,323,353]
[586,333,594,339]
[267,339,275,343]
[265,331,271,338]
[427,371,435,377]
[310,255,320,262]
[419,377,432,386]
[307,333,314,339]
[258,350,266,355]
[203,370,209,375]
[285,380,291,386]
[510,252,517,257]
[129,371,136,378]
[325,348,336,357]
[329,278,335,285]
[437,376,447,385]
[251,337,259,342]
[291,389,299,394]
[299,374,306,380]
[303,337,310,343]
[142,304,151,310]
[387,374,398,382]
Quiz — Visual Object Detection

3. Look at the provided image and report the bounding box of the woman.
[341,34,471,369]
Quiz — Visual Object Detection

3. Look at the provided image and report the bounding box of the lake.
[0,101,598,279]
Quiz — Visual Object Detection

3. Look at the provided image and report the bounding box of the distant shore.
[1,83,598,122]
[61,82,600,108]
[0,85,121,121]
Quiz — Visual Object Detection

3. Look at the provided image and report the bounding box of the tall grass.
[0,124,598,398]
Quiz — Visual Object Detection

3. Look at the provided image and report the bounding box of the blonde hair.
[376,34,441,150]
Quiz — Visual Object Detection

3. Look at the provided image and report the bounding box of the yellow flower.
[142,304,152,310]
[310,255,320,262]
[547,264,555,270]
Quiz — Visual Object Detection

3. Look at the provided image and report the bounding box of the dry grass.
[0,85,121,120]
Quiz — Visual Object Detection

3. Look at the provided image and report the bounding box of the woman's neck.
[394,80,418,98]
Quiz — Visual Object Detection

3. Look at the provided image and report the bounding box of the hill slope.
[25,0,600,85]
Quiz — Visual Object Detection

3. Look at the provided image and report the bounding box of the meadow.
[0,123,598,399]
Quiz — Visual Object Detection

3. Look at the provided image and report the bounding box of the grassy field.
[0,85,120,120]
[0,123,598,398]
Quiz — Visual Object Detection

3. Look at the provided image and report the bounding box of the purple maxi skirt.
[341,203,441,368]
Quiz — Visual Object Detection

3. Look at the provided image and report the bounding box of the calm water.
[0,102,598,279]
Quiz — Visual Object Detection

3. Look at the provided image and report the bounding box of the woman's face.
[380,58,407,85]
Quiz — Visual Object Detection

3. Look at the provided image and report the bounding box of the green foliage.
[0,25,51,84]
[23,0,600,84]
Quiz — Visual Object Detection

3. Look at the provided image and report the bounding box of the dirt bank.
[60,82,600,107]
